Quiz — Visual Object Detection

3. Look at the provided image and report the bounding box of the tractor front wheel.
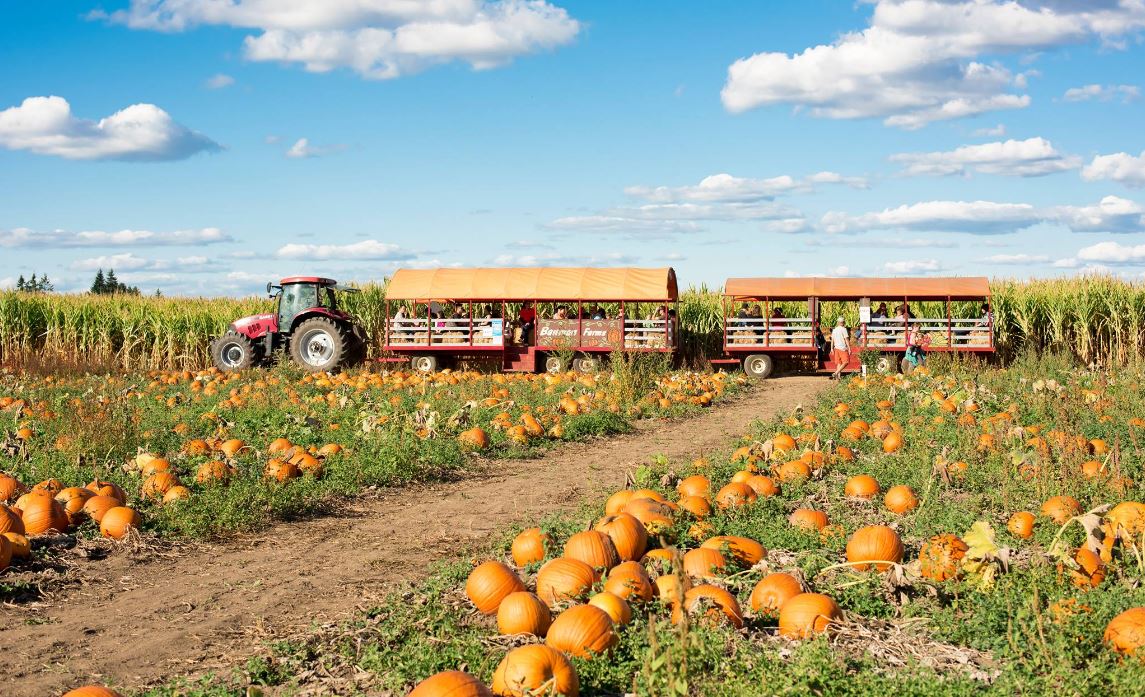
[290,317,348,373]
[211,332,257,372]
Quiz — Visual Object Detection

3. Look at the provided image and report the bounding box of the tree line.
[9,269,149,295]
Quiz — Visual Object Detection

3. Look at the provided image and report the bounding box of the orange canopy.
[724,277,990,300]
[386,267,678,301]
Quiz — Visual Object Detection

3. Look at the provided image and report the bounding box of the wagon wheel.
[573,356,601,373]
[743,354,773,379]
[545,356,567,374]
[412,355,438,373]
[874,355,894,374]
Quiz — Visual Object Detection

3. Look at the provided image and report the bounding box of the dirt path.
[2,376,825,695]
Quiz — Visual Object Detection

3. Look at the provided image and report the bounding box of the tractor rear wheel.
[290,317,348,373]
[211,332,256,372]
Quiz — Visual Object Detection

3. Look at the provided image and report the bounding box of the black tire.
[412,355,438,373]
[573,356,601,373]
[211,332,256,372]
[743,354,774,379]
[545,355,567,373]
[289,317,348,373]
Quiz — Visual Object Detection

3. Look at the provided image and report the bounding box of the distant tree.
[91,269,106,294]
[154,288,163,298]
[38,274,53,292]
[89,268,140,295]
[28,273,38,291]
[16,274,25,291]
[105,269,119,290]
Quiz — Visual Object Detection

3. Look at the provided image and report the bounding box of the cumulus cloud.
[97,0,581,80]
[982,253,1050,264]
[721,0,1145,129]
[891,137,1080,177]
[552,170,866,235]
[823,195,1145,234]
[68,253,212,272]
[884,259,941,274]
[204,73,235,89]
[275,240,414,260]
[0,226,231,248]
[0,277,15,290]
[1062,83,1140,102]
[0,96,220,161]
[973,124,1007,137]
[285,137,345,158]
[1082,150,1145,188]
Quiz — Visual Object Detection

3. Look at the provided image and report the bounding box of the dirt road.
[2,376,826,695]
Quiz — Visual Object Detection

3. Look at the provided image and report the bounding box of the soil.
[1,376,826,696]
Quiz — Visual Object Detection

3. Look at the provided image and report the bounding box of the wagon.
[382,267,679,372]
[712,277,994,378]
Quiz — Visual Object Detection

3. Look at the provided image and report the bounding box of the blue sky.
[2,0,1145,296]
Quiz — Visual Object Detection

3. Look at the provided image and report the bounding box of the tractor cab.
[211,276,367,373]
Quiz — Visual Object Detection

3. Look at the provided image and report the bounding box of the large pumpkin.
[844,475,880,499]
[511,527,552,566]
[86,480,127,504]
[1068,547,1105,589]
[100,506,141,539]
[884,485,918,514]
[745,475,779,497]
[588,591,632,626]
[3,531,30,559]
[491,644,578,697]
[846,525,904,572]
[0,504,25,536]
[141,471,179,500]
[789,508,828,531]
[622,498,675,534]
[466,561,526,614]
[749,572,803,617]
[604,490,636,516]
[682,547,727,580]
[82,496,121,524]
[563,531,620,572]
[459,427,490,452]
[0,474,26,503]
[545,604,618,659]
[678,584,743,629]
[918,534,968,582]
[882,432,904,453]
[1104,607,1145,656]
[17,491,70,535]
[602,561,654,602]
[676,475,710,498]
[536,558,597,606]
[62,687,124,697]
[714,482,757,509]
[497,591,551,637]
[678,495,713,519]
[594,513,648,562]
[1107,501,1145,537]
[1007,511,1035,539]
[700,536,766,567]
[408,671,493,697]
[0,533,11,572]
[1041,495,1081,524]
[778,593,841,638]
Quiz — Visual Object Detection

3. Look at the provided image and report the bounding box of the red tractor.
[210,276,368,373]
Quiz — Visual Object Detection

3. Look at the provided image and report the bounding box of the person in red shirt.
[518,302,536,344]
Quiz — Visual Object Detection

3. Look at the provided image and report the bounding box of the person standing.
[830,317,850,380]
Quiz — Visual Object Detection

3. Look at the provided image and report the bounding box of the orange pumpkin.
[491,645,578,697]
[62,687,125,697]
[100,506,141,539]
[408,671,493,697]
[918,534,968,582]
[0,504,26,536]
[745,475,779,497]
[163,486,191,504]
[1104,607,1145,656]
[622,497,675,534]
[545,604,618,659]
[86,480,126,504]
[700,535,766,567]
[772,433,797,451]
[0,533,11,572]
[459,427,490,452]
[883,485,918,514]
[678,584,743,629]
[676,475,710,498]
[1068,547,1106,589]
[82,496,121,524]
[789,508,828,531]
[602,561,654,602]
[776,460,812,483]
[195,460,235,484]
[3,531,30,559]
[682,547,727,580]
[33,478,64,495]
[1041,495,1081,524]
[466,561,526,614]
[497,591,552,636]
[677,495,713,519]
[1007,511,1035,539]
[749,572,803,617]
[594,513,648,562]
[1107,501,1145,537]
[564,531,620,572]
[882,432,904,453]
[536,558,597,606]
[0,474,27,503]
[778,593,841,638]
[588,591,632,626]
[17,492,69,535]
[604,490,636,515]
[844,475,880,499]
[714,482,757,509]
[141,472,179,500]
[511,527,552,566]
[846,525,904,572]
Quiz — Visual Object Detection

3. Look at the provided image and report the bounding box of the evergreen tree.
[39,274,53,292]
[92,269,106,294]
[16,275,25,291]
[28,273,38,291]
[105,269,119,292]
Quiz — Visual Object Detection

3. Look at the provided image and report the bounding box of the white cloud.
[0,226,231,248]
[99,0,581,80]
[68,253,212,272]
[205,73,235,89]
[982,253,1050,264]
[0,96,220,161]
[624,171,866,203]
[1075,241,1145,264]
[884,259,941,274]
[823,195,1145,235]
[1062,83,1140,102]
[275,240,414,260]
[285,137,345,158]
[891,137,1079,177]
[826,265,851,277]
[721,0,1145,129]
[544,216,704,234]
[1082,151,1145,188]
[763,218,810,234]
[0,277,15,290]
[973,124,1006,137]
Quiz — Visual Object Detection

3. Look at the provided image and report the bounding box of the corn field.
[1,277,1143,371]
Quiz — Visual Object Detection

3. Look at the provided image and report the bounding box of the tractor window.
[322,287,337,310]
[278,284,319,329]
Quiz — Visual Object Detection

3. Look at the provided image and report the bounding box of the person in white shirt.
[830,317,850,380]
